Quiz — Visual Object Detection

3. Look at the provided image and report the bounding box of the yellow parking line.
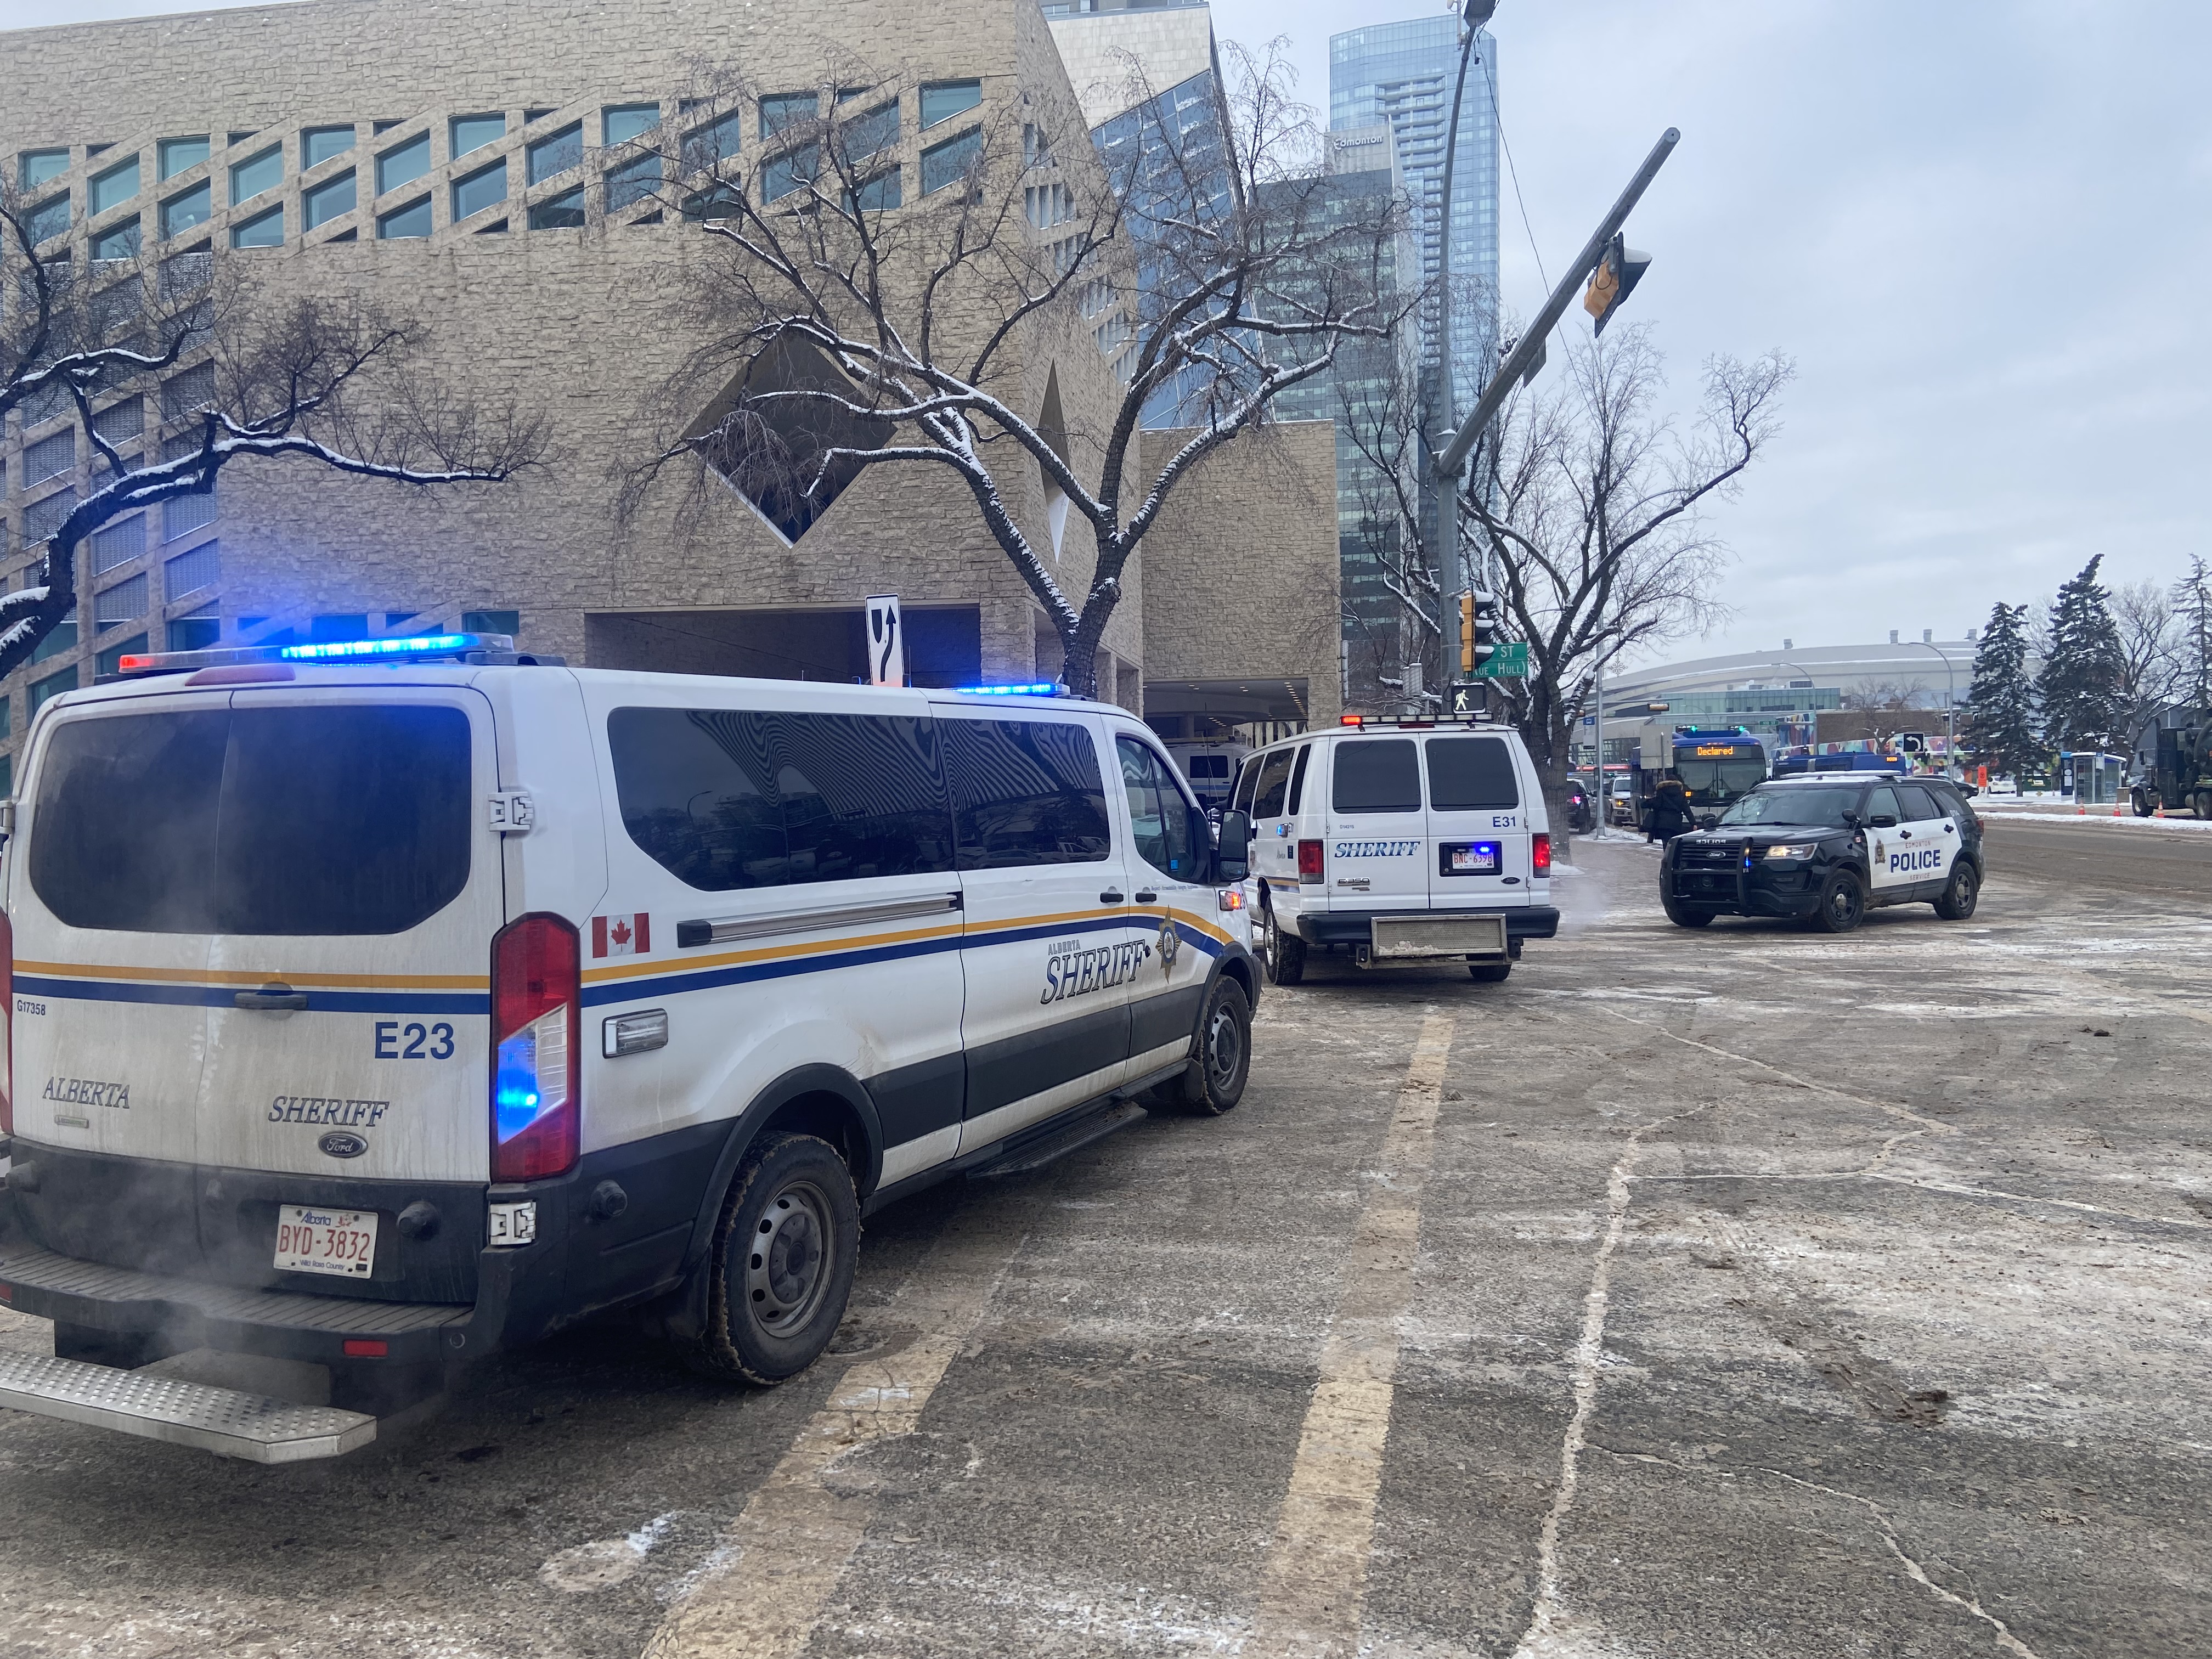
[1250,1013,1454,1658]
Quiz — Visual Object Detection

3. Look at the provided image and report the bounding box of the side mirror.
[1216,809,1253,882]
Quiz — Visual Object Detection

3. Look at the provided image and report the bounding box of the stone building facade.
[0,0,1342,786]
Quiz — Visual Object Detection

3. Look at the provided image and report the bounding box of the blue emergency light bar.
[280,632,476,661]
[115,631,516,676]
[953,681,1064,697]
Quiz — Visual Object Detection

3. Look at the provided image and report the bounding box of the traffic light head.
[1459,592,1476,673]
[1583,233,1652,337]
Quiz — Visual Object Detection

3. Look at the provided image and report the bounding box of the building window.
[26,489,78,544]
[24,430,74,487]
[20,149,69,190]
[604,104,660,146]
[164,489,217,540]
[452,159,506,221]
[606,154,660,211]
[94,630,148,678]
[30,665,78,716]
[91,514,143,574]
[229,146,282,206]
[528,187,585,230]
[681,112,742,174]
[165,539,219,600]
[27,194,71,245]
[93,217,142,262]
[840,101,899,161]
[527,122,582,185]
[95,573,148,630]
[849,170,901,213]
[168,606,219,652]
[230,205,283,249]
[921,128,983,196]
[162,362,217,421]
[377,132,430,195]
[304,170,356,230]
[89,155,140,215]
[681,183,744,222]
[1023,123,1050,167]
[920,81,982,129]
[462,609,520,637]
[377,196,432,239]
[760,93,816,140]
[94,397,145,447]
[161,180,212,239]
[159,136,209,179]
[30,607,77,665]
[303,125,354,167]
[450,114,506,160]
[761,144,818,203]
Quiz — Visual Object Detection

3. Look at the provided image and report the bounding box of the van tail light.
[0,908,13,1138]
[1297,839,1324,882]
[1532,833,1553,877]
[490,914,580,1183]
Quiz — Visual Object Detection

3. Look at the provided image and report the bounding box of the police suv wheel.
[1810,871,1865,934]
[1661,894,1716,928]
[1468,960,1512,983]
[1262,905,1306,987]
[1934,860,1980,921]
[689,1131,859,1386]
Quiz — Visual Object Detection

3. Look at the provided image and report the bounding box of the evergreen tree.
[2173,554,2212,709]
[2037,555,2128,751]
[1964,601,2038,777]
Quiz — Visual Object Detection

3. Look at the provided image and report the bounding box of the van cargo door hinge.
[488,789,535,835]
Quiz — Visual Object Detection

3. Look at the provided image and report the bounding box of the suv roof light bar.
[114,632,521,678]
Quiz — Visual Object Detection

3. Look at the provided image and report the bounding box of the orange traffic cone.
[2076,803,2085,815]
[2113,801,2124,817]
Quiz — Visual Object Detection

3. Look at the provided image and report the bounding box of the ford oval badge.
[319,1130,369,1159]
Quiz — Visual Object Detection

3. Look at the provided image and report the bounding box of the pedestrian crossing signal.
[1583,233,1651,336]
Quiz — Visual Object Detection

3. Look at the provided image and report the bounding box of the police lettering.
[42,1076,128,1110]
[1332,840,1422,858]
[268,1096,391,1128]
[1887,849,1945,874]
[1041,939,1154,1004]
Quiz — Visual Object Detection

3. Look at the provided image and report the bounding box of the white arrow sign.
[864,595,903,686]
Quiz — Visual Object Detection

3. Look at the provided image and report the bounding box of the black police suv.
[1658,772,1985,934]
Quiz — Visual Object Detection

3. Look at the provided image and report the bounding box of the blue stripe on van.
[13,975,489,1017]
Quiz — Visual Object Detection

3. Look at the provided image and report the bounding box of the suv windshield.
[30,704,472,934]
[1716,785,1861,828]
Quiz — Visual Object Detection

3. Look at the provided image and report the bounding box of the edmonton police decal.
[1887,846,1946,876]
[1042,934,1154,1004]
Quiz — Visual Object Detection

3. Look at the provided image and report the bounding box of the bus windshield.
[1672,754,1768,808]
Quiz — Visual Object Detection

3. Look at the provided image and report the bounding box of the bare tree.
[2111,575,2185,741]
[1461,325,1791,816]
[1333,331,1446,710]
[1,185,546,679]
[617,43,1412,697]
[1835,679,1936,748]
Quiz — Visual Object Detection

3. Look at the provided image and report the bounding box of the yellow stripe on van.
[15,960,488,990]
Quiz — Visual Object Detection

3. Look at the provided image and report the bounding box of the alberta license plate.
[1448,843,1499,873]
[274,1205,378,1278]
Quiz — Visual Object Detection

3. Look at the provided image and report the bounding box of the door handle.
[235,985,309,1012]
[1135,890,1158,904]
[1099,890,1125,905]
[1898,831,1912,839]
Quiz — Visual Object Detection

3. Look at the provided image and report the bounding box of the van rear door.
[1322,736,1427,911]
[1423,734,1533,909]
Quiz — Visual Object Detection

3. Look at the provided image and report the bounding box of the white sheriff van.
[1228,716,1558,985]
[0,637,1256,1460]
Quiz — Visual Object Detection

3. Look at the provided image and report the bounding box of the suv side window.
[1251,748,1296,819]
[1865,785,1902,825]
[1925,779,1974,826]
[1117,736,1198,879]
[1894,782,1940,821]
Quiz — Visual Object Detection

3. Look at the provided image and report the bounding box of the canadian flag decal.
[592,912,651,958]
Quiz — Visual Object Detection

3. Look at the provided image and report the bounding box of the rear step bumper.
[1296,905,1561,947]
[0,1238,468,1367]
[0,1348,375,1463]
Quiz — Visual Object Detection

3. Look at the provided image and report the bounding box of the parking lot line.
[641,1211,1026,1659]
[1249,1013,1454,1659]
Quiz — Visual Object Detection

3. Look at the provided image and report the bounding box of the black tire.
[1262,903,1306,987]
[1661,893,1717,928]
[1467,960,1513,983]
[686,1131,859,1386]
[1933,859,1980,920]
[1152,975,1252,1116]
[1809,871,1865,934]
[2132,788,2153,818]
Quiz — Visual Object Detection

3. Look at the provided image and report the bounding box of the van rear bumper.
[1295,906,1561,946]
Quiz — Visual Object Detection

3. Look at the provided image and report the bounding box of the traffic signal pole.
[1432,126,1679,486]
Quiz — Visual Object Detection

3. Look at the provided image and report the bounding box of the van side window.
[1117,735,1197,878]
[610,708,955,890]
[941,718,1111,868]
[1331,738,1421,813]
[1232,754,1262,813]
[1426,736,1518,810]
[1251,749,1296,818]
[1285,744,1312,814]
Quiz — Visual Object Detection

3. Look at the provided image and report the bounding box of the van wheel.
[687,1132,859,1386]
[1262,905,1306,986]
[1468,961,1512,983]
[1809,871,1865,934]
[1933,860,1980,920]
[1150,976,1252,1116]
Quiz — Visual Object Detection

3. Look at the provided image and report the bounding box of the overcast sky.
[13,1,2210,672]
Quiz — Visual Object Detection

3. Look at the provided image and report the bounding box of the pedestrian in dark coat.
[1644,774,1696,843]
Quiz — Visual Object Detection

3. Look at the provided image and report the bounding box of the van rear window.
[1426,736,1518,810]
[29,705,472,935]
[1331,739,1421,813]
